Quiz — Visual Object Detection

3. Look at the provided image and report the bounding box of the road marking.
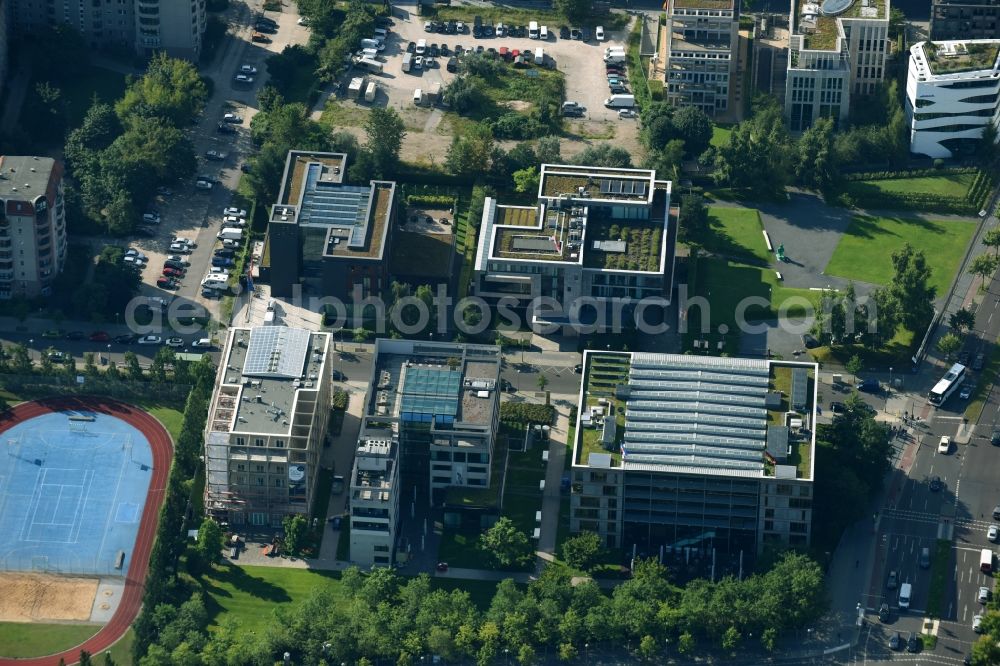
[936,416,966,421]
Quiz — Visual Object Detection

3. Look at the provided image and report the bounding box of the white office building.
[905,40,1000,158]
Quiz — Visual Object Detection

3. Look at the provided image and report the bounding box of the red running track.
[0,397,173,666]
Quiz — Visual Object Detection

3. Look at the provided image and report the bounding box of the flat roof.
[353,431,396,502]
[280,152,345,206]
[0,156,58,200]
[539,164,657,205]
[672,0,734,8]
[913,40,1000,76]
[211,326,329,436]
[574,352,817,479]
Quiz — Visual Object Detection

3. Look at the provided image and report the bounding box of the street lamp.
[28,339,33,364]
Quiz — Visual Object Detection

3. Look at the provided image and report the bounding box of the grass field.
[824,216,976,297]
[711,125,733,148]
[691,257,823,326]
[391,231,455,278]
[852,173,975,197]
[141,404,185,442]
[701,206,770,263]
[0,622,99,658]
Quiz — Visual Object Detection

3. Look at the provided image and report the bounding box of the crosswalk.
[882,507,993,532]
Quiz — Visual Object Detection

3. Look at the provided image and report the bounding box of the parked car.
[239,65,257,75]
[169,243,191,254]
[164,260,188,272]
[856,378,879,393]
[195,178,213,190]
[166,254,190,266]
[960,385,973,399]
[46,350,67,362]
[559,25,570,39]
[214,248,235,258]
[192,338,214,349]
[595,25,605,40]
[886,570,898,590]
[217,123,237,135]
[830,401,846,414]
[213,257,235,268]
[618,109,637,118]
[138,335,163,345]
[165,337,185,348]
[89,331,111,342]
[162,267,184,278]
[172,237,195,247]
[142,212,161,224]
[878,603,890,622]
[889,632,902,650]
[156,186,173,196]
[224,207,247,218]
[223,112,243,124]
[929,476,943,492]
[205,150,227,161]
[979,586,991,604]
[975,614,984,633]
[41,329,63,339]
[906,632,919,653]
[974,353,985,371]
[234,74,254,84]
[407,41,416,53]
[113,334,136,344]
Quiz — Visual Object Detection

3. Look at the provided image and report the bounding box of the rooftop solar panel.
[600,180,611,194]
[243,326,312,379]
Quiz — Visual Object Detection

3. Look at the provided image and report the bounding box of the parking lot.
[339,13,637,124]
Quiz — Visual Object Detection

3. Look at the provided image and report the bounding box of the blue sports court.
[0,411,154,576]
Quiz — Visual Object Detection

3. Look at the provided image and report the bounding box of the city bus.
[928,362,966,406]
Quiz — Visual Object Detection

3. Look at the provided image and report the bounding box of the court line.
[95,438,131,563]
[69,470,95,544]
[18,461,45,542]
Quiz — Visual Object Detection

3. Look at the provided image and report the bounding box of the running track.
[0,397,173,666]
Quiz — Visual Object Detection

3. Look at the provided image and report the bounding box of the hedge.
[406,194,457,208]
[501,402,555,425]
[842,166,978,182]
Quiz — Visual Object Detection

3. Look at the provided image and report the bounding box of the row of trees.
[0,340,201,385]
[65,53,206,235]
[137,552,824,666]
[813,243,936,350]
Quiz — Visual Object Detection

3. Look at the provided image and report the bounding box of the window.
[275,439,285,448]
[235,436,247,447]
[274,478,283,487]
[254,437,265,447]
[374,544,390,552]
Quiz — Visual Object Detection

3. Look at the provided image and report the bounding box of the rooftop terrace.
[920,40,1000,75]
[581,192,669,272]
[539,164,656,204]
[493,205,580,263]
[793,0,886,51]
[281,152,345,206]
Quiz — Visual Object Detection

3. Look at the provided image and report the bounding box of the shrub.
[332,389,349,411]
[501,402,555,425]
[406,194,456,208]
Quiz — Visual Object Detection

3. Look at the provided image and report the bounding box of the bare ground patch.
[0,573,99,622]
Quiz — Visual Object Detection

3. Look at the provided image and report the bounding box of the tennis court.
[0,410,154,576]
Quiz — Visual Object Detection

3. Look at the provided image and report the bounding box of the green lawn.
[702,206,770,263]
[93,628,134,665]
[0,622,100,658]
[854,173,975,197]
[141,404,185,442]
[711,125,733,148]
[391,231,455,278]
[503,450,547,534]
[824,215,976,296]
[692,257,823,326]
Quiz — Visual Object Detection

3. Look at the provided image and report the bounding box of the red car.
[156,277,179,289]
[89,331,110,342]
[162,267,184,278]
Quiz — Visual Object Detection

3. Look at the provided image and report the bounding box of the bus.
[929,362,966,406]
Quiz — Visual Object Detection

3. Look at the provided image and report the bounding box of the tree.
[721,626,740,652]
[713,102,789,197]
[282,514,309,556]
[937,332,962,359]
[846,355,862,383]
[761,627,777,652]
[889,244,936,332]
[558,643,578,661]
[83,352,98,377]
[23,81,67,141]
[574,143,633,168]
[793,117,838,190]
[672,106,713,157]
[78,651,92,666]
[536,374,549,393]
[677,631,695,654]
[560,532,603,571]
[640,103,678,150]
[678,193,709,241]
[479,517,532,567]
[517,644,536,665]
[513,166,540,194]
[977,123,999,166]
[364,107,406,178]
[115,53,207,126]
[638,635,658,661]
[535,136,562,164]
[950,307,976,334]
[353,327,370,343]
[443,75,486,114]
[196,517,224,565]
[984,227,1000,258]
[969,253,998,292]
[446,123,495,176]
[103,652,116,666]
[124,351,143,380]
[554,0,591,21]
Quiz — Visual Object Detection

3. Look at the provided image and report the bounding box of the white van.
[540,25,548,40]
[218,228,244,241]
[413,88,425,105]
[605,52,627,64]
[402,52,413,73]
[360,47,379,60]
[604,94,636,108]
[359,38,384,52]
[898,582,912,610]
[364,81,377,103]
[358,57,383,74]
[534,47,544,65]
[373,28,389,41]
[528,21,539,39]
[416,38,426,55]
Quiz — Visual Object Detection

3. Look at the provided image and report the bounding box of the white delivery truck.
[534,47,545,65]
[413,88,425,106]
[605,52,627,65]
[604,94,636,108]
[348,77,365,100]
[529,21,539,39]
[364,81,377,102]
[358,57,383,74]
[402,52,413,72]
[218,227,244,241]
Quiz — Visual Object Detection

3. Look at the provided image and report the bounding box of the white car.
[205,150,228,161]
[239,65,257,75]
[974,614,984,633]
[137,335,162,345]
[195,179,213,190]
[192,338,214,349]
[223,215,247,227]
[223,207,247,217]
[123,255,146,268]
[222,239,240,249]
[938,436,951,454]
[980,587,992,604]
[172,237,195,247]
[990,525,999,542]
[125,249,147,261]
[596,26,605,41]
[165,337,184,348]
[297,17,309,26]
[208,267,230,275]
[222,113,243,124]
[234,74,254,84]
[414,55,424,70]
[618,109,637,119]
[165,255,190,266]
[169,243,191,254]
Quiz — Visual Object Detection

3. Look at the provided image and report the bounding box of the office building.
[663,0,740,117]
[905,39,1000,158]
[204,326,332,527]
[262,151,397,306]
[570,351,817,557]
[931,0,1000,41]
[9,0,204,59]
[785,0,890,131]
[472,164,677,334]
[350,339,502,567]
[0,156,67,300]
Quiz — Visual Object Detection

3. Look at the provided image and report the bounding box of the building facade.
[349,339,502,567]
[931,0,1000,41]
[472,164,677,335]
[785,0,890,131]
[570,352,817,558]
[663,0,740,117]
[0,0,10,100]
[0,156,67,300]
[10,0,204,59]
[204,326,332,527]
[262,151,396,308]
[905,40,1000,158]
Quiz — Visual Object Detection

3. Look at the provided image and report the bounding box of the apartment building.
[931,0,1000,41]
[663,0,740,117]
[905,40,1000,158]
[349,339,502,567]
[204,326,332,527]
[261,151,397,307]
[0,156,67,300]
[785,0,890,131]
[570,352,817,557]
[0,0,9,100]
[473,164,677,335]
[10,0,204,59]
